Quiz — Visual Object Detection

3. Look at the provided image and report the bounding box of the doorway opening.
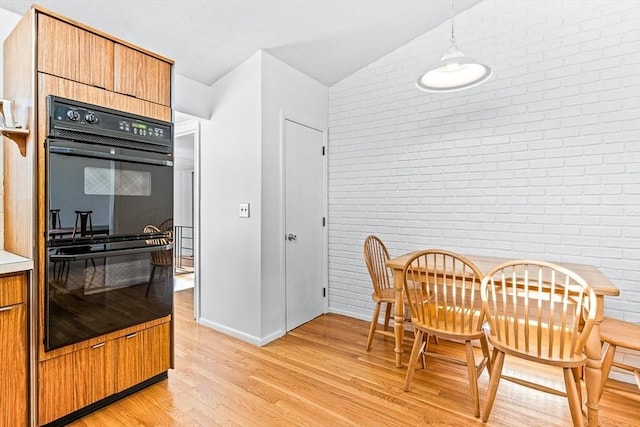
[174,117,201,320]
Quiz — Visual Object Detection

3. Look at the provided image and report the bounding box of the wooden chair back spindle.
[404,250,484,337]
[481,260,598,426]
[364,235,392,298]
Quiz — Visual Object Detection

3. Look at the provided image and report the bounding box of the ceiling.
[0,0,480,87]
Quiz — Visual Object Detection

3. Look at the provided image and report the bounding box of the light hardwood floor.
[69,289,639,426]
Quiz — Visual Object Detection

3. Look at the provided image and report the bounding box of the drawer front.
[0,273,26,307]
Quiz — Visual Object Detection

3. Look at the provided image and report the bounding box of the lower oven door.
[46,242,173,351]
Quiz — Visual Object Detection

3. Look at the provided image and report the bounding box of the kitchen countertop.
[0,250,33,274]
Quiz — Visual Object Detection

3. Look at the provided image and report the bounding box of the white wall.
[328,0,639,381]
[198,52,263,340]
[196,51,328,344]
[175,74,212,120]
[260,52,328,339]
[0,8,22,250]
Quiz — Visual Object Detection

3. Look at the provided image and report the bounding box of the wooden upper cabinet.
[37,14,114,90]
[114,44,171,107]
[37,13,171,107]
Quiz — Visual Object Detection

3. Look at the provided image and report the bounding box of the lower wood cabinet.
[115,322,171,392]
[38,353,76,426]
[75,341,115,408]
[114,331,145,392]
[0,272,28,427]
[143,321,171,379]
[38,321,170,425]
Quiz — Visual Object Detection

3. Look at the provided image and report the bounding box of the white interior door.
[285,119,324,331]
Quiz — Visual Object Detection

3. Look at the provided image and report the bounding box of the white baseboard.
[327,307,371,323]
[197,318,284,346]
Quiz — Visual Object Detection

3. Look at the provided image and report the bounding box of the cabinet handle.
[125,332,138,339]
[92,342,105,349]
[0,306,14,312]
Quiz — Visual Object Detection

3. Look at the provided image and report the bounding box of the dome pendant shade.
[416,44,492,92]
[416,0,493,93]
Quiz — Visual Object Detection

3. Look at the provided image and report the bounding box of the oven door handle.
[50,244,172,261]
[49,145,173,166]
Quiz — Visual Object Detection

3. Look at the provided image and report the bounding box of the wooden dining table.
[386,251,620,427]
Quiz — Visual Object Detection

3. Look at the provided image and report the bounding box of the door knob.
[287,233,297,241]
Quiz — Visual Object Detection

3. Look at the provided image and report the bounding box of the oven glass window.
[84,167,152,196]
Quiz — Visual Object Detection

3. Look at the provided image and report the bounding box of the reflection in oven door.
[47,148,173,239]
[46,242,173,351]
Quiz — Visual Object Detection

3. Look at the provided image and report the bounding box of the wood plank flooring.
[69,289,639,426]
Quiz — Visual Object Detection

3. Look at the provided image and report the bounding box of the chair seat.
[372,286,418,304]
[600,317,640,351]
[412,303,485,340]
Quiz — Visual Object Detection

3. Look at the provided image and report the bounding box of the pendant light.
[416,0,492,93]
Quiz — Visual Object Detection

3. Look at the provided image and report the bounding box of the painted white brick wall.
[328,0,640,381]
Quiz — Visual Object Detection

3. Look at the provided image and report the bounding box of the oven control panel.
[47,96,173,150]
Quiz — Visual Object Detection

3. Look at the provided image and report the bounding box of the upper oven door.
[47,138,173,245]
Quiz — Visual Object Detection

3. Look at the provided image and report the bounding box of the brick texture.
[328,0,639,379]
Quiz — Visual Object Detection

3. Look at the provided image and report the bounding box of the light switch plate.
[239,203,250,218]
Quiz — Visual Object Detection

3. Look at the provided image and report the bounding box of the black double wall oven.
[45,96,174,351]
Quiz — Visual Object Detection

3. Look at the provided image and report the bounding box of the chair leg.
[482,350,505,423]
[563,367,585,427]
[464,340,481,418]
[404,329,424,392]
[383,302,392,331]
[63,262,70,282]
[421,334,430,369]
[146,265,156,297]
[480,334,492,377]
[84,258,97,270]
[572,367,582,410]
[366,302,382,351]
[599,343,616,400]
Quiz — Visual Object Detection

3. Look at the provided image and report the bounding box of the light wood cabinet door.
[75,341,115,408]
[114,331,144,392]
[38,353,77,426]
[37,14,114,90]
[114,44,171,106]
[0,303,26,427]
[143,322,171,379]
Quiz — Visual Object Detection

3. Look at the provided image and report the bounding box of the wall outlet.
[239,203,250,218]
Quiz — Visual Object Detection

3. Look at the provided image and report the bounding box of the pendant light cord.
[450,0,456,46]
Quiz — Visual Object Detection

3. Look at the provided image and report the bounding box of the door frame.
[175,119,201,321]
[279,110,328,332]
